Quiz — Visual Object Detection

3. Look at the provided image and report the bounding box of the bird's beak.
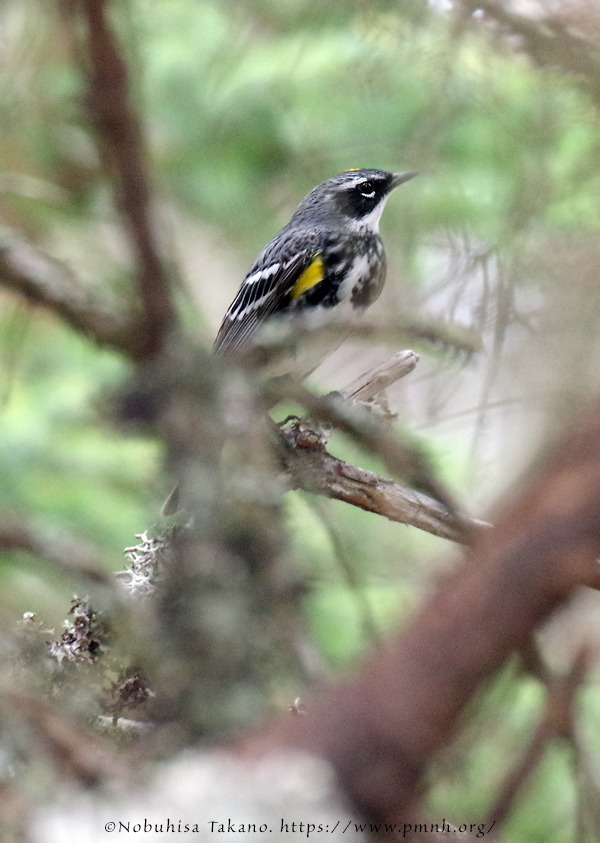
[390,171,419,189]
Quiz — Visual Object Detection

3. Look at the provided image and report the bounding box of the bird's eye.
[360,181,375,197]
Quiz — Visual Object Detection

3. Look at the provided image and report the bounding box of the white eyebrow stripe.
[343,177,368,189]
[244,263,280,284]
[343,175,384,191]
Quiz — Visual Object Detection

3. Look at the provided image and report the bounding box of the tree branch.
[487,646,589,832]
[280,423,486,543]
[273,349,479,541]
[0,234,144,356]
[270,395,600,824]
[272,382,458,513]
[461,0,600,108]
[62,0,175,358]
[0,510,114,587]
[340,350,420,402]
[2,688,125,786]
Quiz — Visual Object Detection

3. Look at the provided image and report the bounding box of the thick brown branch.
[0,235,144,356]
[64,0,175,357]
[280,425,485,543]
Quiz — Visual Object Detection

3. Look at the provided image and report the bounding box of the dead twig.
[280,426,486,543]
[246,316,480,366]
[275,382,459,513]
[274,349,478,540]
[340,350,420,403]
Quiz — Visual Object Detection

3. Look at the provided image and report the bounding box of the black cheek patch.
[349,191,378,217]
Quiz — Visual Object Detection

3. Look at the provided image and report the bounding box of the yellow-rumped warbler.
[214,168,417,377]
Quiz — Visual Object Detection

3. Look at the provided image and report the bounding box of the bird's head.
[292,168,418,232]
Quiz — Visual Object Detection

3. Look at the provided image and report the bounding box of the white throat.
[349,198,388,233]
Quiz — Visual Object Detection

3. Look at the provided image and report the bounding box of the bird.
[213,168,417,378]
[161,168,418,516]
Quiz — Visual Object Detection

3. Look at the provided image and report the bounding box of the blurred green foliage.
[0,312,157,550]
[2,1,600,837]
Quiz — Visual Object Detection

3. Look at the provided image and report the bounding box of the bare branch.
[461,0,600,108]
[0,510,114,587]
[272,349,477,540]
[273,382,458,513]
[340,350,420,402]
[248,316,480,367]
[1,688,126,786]
[487,646,590,831]
[0,234,143,357]
[280,424,486,543]
[62,0,175,357]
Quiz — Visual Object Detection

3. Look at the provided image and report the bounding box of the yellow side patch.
[290,253,325,299]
